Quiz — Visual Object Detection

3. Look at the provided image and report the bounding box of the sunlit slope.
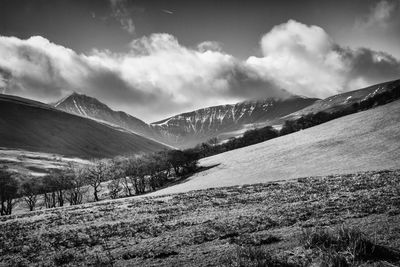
[0,94,168,158]
[149,100,400,196]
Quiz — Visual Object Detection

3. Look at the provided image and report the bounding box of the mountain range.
[1,79,398,159]
[53,79,400,149]
[54,93,319,148]
[150,96,318,147]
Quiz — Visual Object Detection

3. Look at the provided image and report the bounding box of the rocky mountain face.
[54,93,157,139]
[151,96,319,147]
[54,93,318,148]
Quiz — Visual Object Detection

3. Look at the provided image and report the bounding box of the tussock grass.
[301,225,400,266]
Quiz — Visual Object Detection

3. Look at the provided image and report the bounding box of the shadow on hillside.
[143,164,221,196]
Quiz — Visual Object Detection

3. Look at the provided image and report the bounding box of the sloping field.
[149,99,400,196]
[1,170,399,266]
[0,94,168,159]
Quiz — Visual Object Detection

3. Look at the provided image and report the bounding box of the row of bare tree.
[0,149,199,215]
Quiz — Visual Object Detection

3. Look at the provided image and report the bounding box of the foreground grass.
[0,170,399,266]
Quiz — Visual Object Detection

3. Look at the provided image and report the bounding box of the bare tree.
[0,168,19,216]
[86,160,110,202]
[41,175,59,208]
[66,165,87,205]
[107,159,123,199]
[107,179,121,199]
[21,178,40,211]
[124,157,147,195]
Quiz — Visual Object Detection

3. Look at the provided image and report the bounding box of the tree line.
[0,149,199,215]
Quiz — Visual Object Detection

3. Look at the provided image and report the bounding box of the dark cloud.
[343,47,400,84]
[222,63,291,100]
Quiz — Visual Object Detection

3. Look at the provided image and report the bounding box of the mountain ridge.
[151,95,319,147]
[0,94,168,158]
[283,79,400,121]
[53,79,400,149]
[54,92,318,148]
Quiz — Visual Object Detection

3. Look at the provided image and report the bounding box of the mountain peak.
[53,92,112,117]
[53,92,158,142]
[69,91,82,97]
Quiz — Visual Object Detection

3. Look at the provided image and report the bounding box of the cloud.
[0,36,153,109]
[197,41,223,52]
[356,0,398,30]
[109,0,139,34]
[0,34,284,121]
[0,20,399,121]
[246,20,400,98]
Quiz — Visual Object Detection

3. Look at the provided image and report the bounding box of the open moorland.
[1,169,399,266]
[148,99,400,196]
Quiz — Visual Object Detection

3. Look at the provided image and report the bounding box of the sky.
[0,0,400,122]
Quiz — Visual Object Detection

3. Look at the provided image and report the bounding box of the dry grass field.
[1,169,399,266]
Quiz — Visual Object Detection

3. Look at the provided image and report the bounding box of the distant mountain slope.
[148,99,400,196]
[151,96,318,147]
[54,93,318,148]
[0,94,168,159]
[284,79,400,121]
[54,92,156,138]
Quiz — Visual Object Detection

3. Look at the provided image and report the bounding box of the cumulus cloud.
[0,34,284,121]
[0,36,153,109]
[246,20,400,98]
[0,20,399,121]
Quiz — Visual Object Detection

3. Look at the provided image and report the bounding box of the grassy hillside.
[0,94,168,159]
[0,148,90,176]
[283,79,400,121]
[1,170,399,266]
[149,99,400,196]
